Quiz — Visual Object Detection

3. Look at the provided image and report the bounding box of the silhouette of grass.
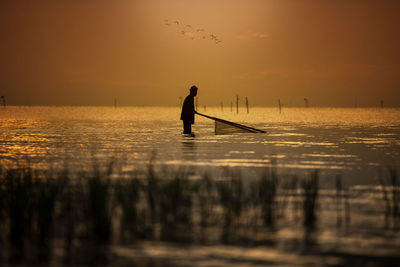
[217,175,244,243]
[194,172,215,229]
[159,170,193,242]
[379,168,400,229]
[35,175,60,262]
[144,157,159,239]
[256,167,278,226]
[301,170,319,229]
[115,175,141,241]
[0,160,398,265]
[335,175,351,230]
[1,165,62,263]
[86,171,112,243]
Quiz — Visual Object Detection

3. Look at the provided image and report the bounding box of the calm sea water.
[1,106,399,185]
[2,106,400,265]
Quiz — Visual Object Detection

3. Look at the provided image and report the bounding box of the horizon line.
[2,104,400,108]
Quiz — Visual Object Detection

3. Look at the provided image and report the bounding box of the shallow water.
[1,106,399,185]
[1,106,400,266]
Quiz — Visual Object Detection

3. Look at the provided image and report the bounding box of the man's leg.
[183,121,192,134]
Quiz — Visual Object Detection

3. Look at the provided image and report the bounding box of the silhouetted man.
[180,85,198,134]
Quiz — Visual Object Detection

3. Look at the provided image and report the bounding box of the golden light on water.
[1,106,399,174]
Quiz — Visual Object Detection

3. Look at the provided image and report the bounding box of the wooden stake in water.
[304,98,309,108]
[221,101,223,111]
[179,96,183,107]
[380,100,384,108]
[230,102,233,112]
[0,96,5,107]
[236,95,239,114]
[278,99,282,114]
[204,105,206,111]
[245,97,249,114]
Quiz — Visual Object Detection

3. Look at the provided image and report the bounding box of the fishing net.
[214,120,257,134]
[197,112,266,135]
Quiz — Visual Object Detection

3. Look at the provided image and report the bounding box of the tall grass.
[217,175,244,243]
[379,168,400,229]
[159,171,193,242]
[335,175,351,230]
[301,170,319,229]
[5,167,35,262]
[86,172,112,243]
[1,166,61,263]
[5,160,397,264]
[145,157,158,239]
[256,167,278,226]
[194,172,215,229]
[115,175,141,241]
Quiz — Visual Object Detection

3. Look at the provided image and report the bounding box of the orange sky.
[1,0,399,107]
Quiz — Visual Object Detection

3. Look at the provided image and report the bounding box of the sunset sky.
[1,0,399,107]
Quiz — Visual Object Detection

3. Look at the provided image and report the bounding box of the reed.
[280,175,300,221]
[35,176,60,262]
[159,170,193,242]
[0,166,62,263]
[335,175,351,229]
[0,165,4,223]
[379,168,400,229]
[4,167,35,262]
[1,160,397,265]
[86,169,112,243]
[336,175,343,228]
[217,174,244,243]
[58,171,79,263]
[194,172,215,229]
[301,170,319,229]
[144,157,159,239]
[255,168,278,226]
[115,175,141,241]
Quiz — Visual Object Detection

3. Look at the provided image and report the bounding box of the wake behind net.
[197,112,266,134]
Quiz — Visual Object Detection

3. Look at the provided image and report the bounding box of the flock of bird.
[164,19,222,44]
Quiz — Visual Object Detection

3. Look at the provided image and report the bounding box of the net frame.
[197,112,266,134]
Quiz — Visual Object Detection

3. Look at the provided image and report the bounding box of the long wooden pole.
[196,112,266,133]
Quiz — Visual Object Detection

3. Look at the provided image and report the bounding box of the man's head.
[190,85,198,96]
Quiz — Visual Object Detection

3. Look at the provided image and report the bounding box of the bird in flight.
[164,19,222,45]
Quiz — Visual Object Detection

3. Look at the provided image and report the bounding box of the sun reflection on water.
[1,106,399,184]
